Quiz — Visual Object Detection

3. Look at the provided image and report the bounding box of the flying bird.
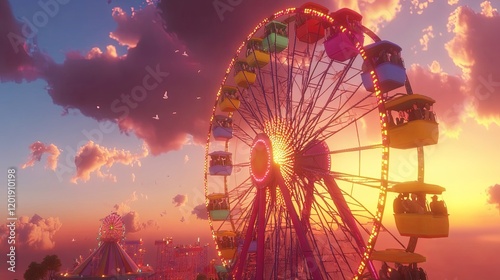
[172,112,177,115]
[160,210,167,217]
[182,51,188,57]
[180,216,185,222]
[174,49,179,53]
[153,114,159,120]
[163,91,168,100]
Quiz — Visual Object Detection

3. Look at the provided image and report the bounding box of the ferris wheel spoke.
[309,91,374,142]
[243,79,274,123]
[293,55,360,141]
[327,143,384,155]
[294,58,354,137]
[297,143,384,169]
[233,104,265,136]
[337,188,407,248]
[277,174,325,279]
[300,179,315,227]
[322,175,378,278]
[233,192,259,279]
[315,103,377,144]
[266,52,283,119]
[255,187,268,278]
[232,122,259,144]
[308,196,357,278]
[227,179,255,228]
[328,171,399,188]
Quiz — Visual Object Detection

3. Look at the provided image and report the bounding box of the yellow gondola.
[218,85,240,112]
[389,181,449,238]
[234,60,256,88]
[371,249,426,264]
[385,94,439,149]
[215,231,237,260]
[246,38,270,68]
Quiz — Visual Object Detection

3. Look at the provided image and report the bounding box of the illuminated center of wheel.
[250,119,295,185]
[264,119,294,169]
[250,135,272,184]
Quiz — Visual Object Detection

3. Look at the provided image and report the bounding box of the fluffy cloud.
[0,214,62,250]
[409,0,434,15]
[334,0,402,32]
[71,141,148,183]
[121,211,158,233]
[446,2,500,125]
[406,63,468,135]
[42,4,210,155]
[486,184,500,211]
[21,141,61,171]
[0,0,41,83]
[191,203,208,220]
[172,194,188,207]
[419,25,435,51]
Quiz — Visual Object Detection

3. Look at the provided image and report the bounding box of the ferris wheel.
[203,3,448,279]
[99,212,125,243]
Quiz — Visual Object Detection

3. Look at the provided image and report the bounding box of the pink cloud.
[191,203,208,220]
[0,214,62,250]
[334,0,402,32]
[419,25,435,51]
[41,4,210,155]
[71,141,148,183]
[446,3,500,125]
[21,141,61,171]
[121,211,158,233]
[409,0,434,15]
[406,63,468,135]
[172,194,188,207]
[487,184,500,210]
[0,0,39,83]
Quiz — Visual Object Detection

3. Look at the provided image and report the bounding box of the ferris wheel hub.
[250,133,274,187]
[297,140,331,177]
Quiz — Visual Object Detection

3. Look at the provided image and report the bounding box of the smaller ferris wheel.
[99,212,125,243]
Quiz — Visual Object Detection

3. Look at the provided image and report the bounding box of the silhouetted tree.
[23,262,46,280]
[24,255,62,280]
[41,255,62,280]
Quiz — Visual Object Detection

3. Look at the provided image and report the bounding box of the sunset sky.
[1,0,500,279]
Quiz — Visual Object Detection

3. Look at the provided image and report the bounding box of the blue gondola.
[209,151,233,176]
[361,40,406,92]
[212,115,233,141]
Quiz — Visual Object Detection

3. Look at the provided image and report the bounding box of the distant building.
[151,238,213,280]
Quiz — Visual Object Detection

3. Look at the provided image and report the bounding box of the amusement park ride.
[204,2,449,280]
